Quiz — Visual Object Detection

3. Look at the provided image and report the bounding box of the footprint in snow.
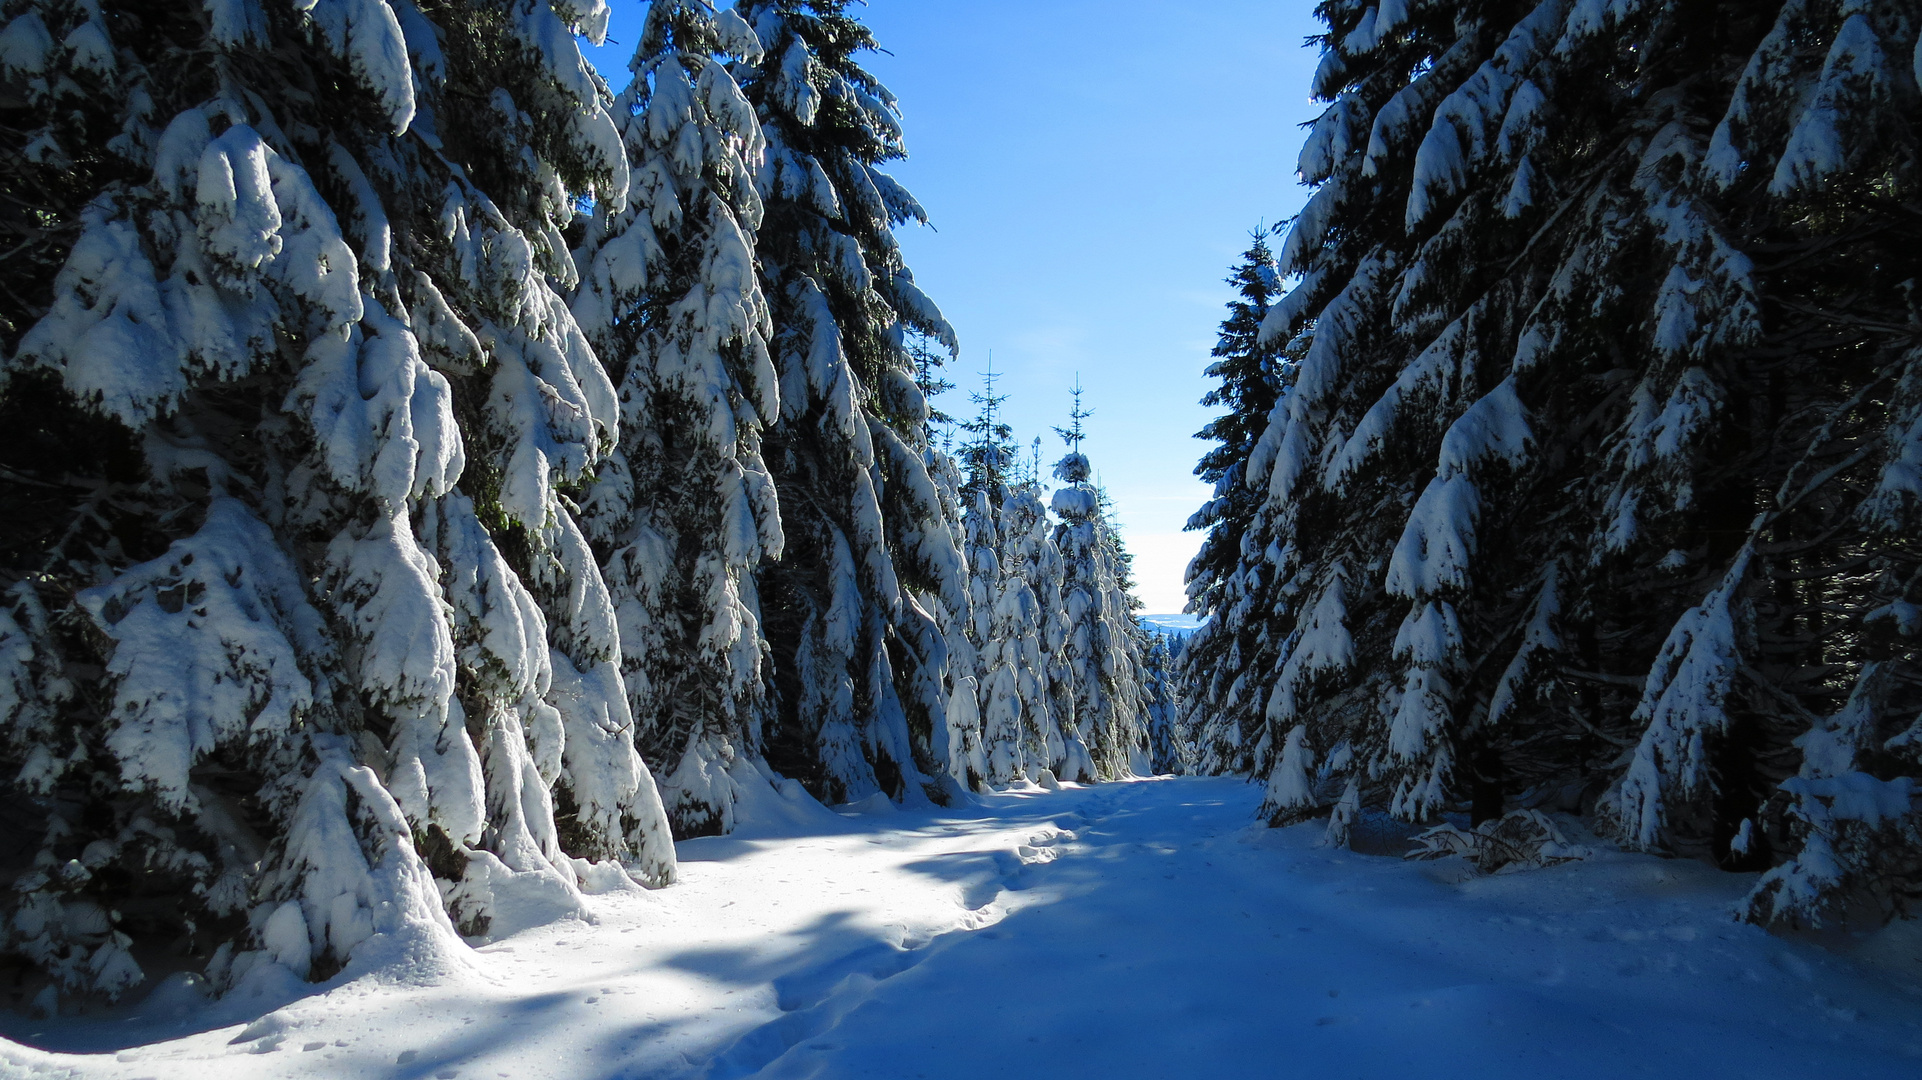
[1014,844,1056,865]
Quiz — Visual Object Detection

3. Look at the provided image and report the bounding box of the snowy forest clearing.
[0,775,1916,1080]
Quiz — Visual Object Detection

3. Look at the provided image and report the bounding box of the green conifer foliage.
[1208,0,1921,927]
[733,0,964,805]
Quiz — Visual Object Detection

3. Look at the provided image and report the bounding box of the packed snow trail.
[3,777,1919,1079]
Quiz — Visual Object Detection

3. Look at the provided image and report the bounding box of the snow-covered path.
[4,777,1919,1079]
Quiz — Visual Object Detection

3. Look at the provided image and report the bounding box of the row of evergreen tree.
[0,0,1169,1008]
[1183,0,1922,929]
[939,371,1185,789]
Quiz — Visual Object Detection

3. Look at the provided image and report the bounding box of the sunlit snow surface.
[4,776,1920,1078]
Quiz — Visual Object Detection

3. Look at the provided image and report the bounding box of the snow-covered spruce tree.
[953,366,1052,785]
[0,0,676,1006]
[1032,493,1085,780]
[900,330,983,787]
[570,0,781,838]
[959,484,1019,784]
[732,0,964,805]
[1229,0,1920,922]
[1002,482,1079,780]
[923,439,986,788]
[1102,486,1161,776]
[1180,230,1292,778]
[1051,392,1151,779]
[973,491,1041,785]
[1686,0,1922,927]
[1141,631,1186,775]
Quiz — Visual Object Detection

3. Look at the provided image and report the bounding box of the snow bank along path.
[3,776,1919,1079]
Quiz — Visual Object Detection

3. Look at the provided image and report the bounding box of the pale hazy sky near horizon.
[584,2,1326,613]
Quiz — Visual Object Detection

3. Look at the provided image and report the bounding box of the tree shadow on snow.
[0,955,329,1055]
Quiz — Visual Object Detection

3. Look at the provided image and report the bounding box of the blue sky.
[585,2,1326,613]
